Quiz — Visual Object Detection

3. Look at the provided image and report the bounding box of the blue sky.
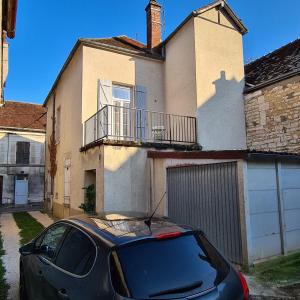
[5,0,300,104]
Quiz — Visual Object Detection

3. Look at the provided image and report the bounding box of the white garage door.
[247,161,300,263]
[281,163,300,252]
[247,162,282,262]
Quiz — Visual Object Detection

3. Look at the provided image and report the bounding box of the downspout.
[50,93,56,209]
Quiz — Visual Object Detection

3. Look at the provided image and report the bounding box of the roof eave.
[244,69,300,94]
[3,0,18,39]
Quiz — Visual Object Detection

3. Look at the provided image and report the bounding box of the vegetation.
[79,184,96,214]
[0,228,9,300]
[249,252,300,284]
[13,212,45,245]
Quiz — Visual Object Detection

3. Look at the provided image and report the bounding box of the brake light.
[155,231,182,240]
[238,272,249,300]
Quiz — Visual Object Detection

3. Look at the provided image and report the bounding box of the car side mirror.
[19,242,35,256]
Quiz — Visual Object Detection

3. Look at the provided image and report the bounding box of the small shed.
[148,150,300,266]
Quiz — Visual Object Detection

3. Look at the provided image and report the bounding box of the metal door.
[15,177,28,205]
[167,162,243,264]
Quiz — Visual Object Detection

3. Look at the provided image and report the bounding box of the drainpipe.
[50,93,56,212]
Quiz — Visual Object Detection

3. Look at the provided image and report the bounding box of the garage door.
[247,162,282,261]
[281,163,300,252]
[167,162,243,264]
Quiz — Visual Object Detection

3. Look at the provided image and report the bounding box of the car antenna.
[145,191,166,228]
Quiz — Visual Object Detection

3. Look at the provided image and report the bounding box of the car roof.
[65,213,193,248]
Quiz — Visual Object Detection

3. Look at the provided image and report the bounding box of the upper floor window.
[112,85,131,102]
[16,142,30,165]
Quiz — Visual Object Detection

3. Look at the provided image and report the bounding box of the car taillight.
[238,272,249,300]
[155,231,182,240]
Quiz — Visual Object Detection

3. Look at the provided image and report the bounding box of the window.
[16,142,30,165]
[37,224,68,260]
[55,106,61,143]
[112,85,131,102]
[111,234,229,299]
[55,228,96,276]
[64,159,71,204]
[112,85,131,138]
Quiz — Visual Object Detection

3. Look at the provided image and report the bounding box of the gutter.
[0,126,46,133]
[244,69,300,94]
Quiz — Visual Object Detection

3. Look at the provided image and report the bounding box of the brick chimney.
[145,0,162,50]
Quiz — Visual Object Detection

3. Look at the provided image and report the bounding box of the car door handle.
[58,289,69,299]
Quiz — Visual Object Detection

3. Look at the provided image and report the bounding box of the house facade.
[0,101,46,208]
[44,0,300,266]
[245,39,300,153]
[44,0,247,218]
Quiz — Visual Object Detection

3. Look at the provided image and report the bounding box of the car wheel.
[19,266,28,300]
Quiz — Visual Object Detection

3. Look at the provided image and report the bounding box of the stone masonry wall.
[245,75,300,153]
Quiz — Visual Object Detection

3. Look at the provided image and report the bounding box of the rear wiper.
[149,281,203,298]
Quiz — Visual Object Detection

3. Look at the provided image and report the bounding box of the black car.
[19,213,249,300]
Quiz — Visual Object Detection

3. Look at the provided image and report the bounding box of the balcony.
[83,105,197,148]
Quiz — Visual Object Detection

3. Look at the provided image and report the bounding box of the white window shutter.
[98,79,112,109]
[135,85,147,109]
[135,86,147,140]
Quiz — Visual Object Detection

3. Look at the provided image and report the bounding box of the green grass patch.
[0,228,9,300]
[249,252,300,284]
[13,212,45,245]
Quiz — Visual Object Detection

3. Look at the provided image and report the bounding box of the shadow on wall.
[197,70,246,150]
[0,133,45,205]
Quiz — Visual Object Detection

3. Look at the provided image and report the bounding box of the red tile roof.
[0,101,46,131]
[82,36,163,58]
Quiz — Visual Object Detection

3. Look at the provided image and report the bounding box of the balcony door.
[112,85,132,139]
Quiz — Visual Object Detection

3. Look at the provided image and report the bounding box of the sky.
[5,0,300,104]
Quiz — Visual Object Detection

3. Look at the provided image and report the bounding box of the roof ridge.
[245,37,300,68]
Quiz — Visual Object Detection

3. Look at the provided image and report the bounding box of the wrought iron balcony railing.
[84,105,197,146]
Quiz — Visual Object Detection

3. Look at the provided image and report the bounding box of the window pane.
[39,224,68,259]
[113,234,229,299]
[112,85,131,101]
[55,228,96,276]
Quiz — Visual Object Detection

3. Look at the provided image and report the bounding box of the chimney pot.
[145,0,162,50]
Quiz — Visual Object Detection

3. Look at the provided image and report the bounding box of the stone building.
[245,39,300,153]
[0,101,46,208]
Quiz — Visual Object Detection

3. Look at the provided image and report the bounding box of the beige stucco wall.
[103,145,150,213]
[46,44,165,218]
[82,46,165,122]
[164,8,246,150]
[164,18,197,118]
[45,46,85,218]
[194,8,246,150]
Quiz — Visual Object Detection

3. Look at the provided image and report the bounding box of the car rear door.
[41,225,103,300]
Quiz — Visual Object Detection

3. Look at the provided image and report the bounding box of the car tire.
[19,266,28,300]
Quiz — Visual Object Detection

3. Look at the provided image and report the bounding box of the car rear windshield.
[110,233,229,299]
